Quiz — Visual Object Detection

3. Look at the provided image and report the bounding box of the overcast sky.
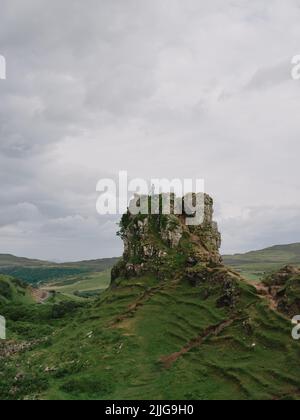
[0,0,300,261]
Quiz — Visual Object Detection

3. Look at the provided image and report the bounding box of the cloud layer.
[0,0,300,260]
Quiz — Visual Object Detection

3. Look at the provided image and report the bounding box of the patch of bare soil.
[30,287,50,304]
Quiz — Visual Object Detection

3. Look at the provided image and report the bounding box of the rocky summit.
[112,193,222,283]
[111,193,242,310]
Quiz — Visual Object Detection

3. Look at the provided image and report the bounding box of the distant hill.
[0,254,119,285]
[0,254,51,268]
[223,243,300,280]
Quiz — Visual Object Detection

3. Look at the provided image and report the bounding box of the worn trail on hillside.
[160,315,240,368]
[112,277,182,326]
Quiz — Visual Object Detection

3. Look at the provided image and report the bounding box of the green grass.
[0,275,34,305]
[223,243,300,280]
[1,269,300,400]
[43,271,111,299]
[0,255,119,285]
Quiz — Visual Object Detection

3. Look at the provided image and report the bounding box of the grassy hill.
[0,254,50,267]
[0,255,119,285]
[223,243,300,281]
[1,269,300,400]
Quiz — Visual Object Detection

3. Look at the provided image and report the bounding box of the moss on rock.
[112,193,222,284]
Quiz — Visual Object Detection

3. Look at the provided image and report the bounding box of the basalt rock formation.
[112,193,221,280]
[111,193,241,308]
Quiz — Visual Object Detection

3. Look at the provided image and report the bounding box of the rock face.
[263,266,300,316]
[111,193,222,283]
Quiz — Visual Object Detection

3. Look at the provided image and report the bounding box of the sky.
[0,0,300,261]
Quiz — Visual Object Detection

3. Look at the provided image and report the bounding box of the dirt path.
[112,277,181,326]
[160,316,239,368]
[159,278,286,368]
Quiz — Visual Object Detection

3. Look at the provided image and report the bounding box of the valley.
[42,270,111,300]
[0,254,119,286]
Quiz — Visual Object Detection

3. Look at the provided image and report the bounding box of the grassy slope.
[223,243,300,281]
[0,275,34,305]
[1,272,300,400]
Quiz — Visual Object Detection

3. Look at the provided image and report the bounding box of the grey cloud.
[220,206,300,254]
[245,60,294,91]
[0,202,41,227]
[0,0,300,260]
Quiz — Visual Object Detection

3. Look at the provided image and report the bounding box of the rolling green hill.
[223,243,300,281]
[0,254,50,267]
[1,263,300,400]
[0,255,119,285]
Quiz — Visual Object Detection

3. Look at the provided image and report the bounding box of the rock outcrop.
[263,265,300,316]
[112,193,222,283]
